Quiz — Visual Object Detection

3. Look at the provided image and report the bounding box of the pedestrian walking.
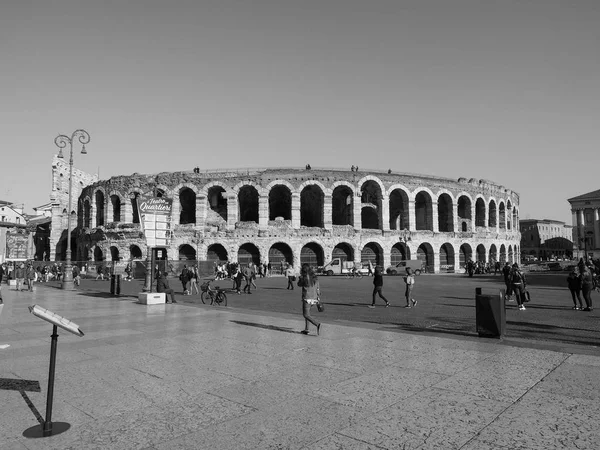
[502,262,513,301]
[232,264,243,294]
[72,265,81,286]
[567,269,584,310]
[26,262,36,291]
[297,264,321,335]
[285,264,295,290]
[242,264,253,294]
[15,263,25,291]
[510,263,527,310]
[95,265,105,280]
[368,266,390,308]
[579,263,594,312]
[403,267,417,308]
[179,265,191,295]
[189,265,199,295]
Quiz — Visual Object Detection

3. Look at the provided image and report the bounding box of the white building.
[568,189,600,260]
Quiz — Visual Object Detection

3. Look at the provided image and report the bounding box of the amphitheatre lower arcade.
[72,168,521,273]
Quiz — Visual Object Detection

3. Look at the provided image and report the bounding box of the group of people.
[566,259,598,311]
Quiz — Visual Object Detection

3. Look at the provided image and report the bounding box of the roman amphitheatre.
[71,167,521,273]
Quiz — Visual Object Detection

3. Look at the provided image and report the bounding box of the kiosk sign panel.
[136,196,173,247]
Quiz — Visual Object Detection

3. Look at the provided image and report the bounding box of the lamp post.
[54,129,90,290]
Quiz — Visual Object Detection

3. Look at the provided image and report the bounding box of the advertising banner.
[136,196,173,247]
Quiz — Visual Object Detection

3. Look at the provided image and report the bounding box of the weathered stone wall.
[72,167,521,273]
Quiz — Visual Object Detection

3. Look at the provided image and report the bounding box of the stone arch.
[109,194,122,222]
[129,191,142,224]
[94,246,104,261]
[207,243,228,263]
[475,197,486,227]
[459,243,473,269]
[110,246,119,261]
[508,245,514,264]
[489,243,498,262]
[439,243,455,272]
[389,187,410,230]
[269,184,292,221]
[95,189,105,226]
[476,243,487,262]
[130,245,143,260]
[414,190,434,231]
[300,242,325,267]
[238,242,260,266]
[488,199,497,228]
[83,198,92,228]
[417,242,434,272]
[207,185,228,222]
[506,200,512,231]
[178,244,196,261]
[498,201,506,230]
[391,242,410,264]
[332,184,354,226]
[499,244,506,263]
[332,242,355,262]
[457,193,473,232]
[300,184,324,227]
[361,241,384,267]
[179,187,197,225]
[437,192,454,232]
[268,242,294,267]
[237,185,259,223]
[360,180,383,229]
[512,206,519,231]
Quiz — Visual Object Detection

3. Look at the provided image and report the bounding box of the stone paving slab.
[1,285,599,449]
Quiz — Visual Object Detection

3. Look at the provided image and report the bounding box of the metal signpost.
[24,305,84,438]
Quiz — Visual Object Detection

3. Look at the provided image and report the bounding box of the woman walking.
[190,265,199,295]
[368,266,390,308]
[286,264,295,290]
[404,267,417,308]
[580,263,594,312]
[567,269,584,310]
[297,264,321,335]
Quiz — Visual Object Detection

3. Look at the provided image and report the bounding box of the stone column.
[258,194,269,229]
[226,194,238,230]
[171,193,181,225]
[106,198,114,224]
[471,202,476,231]
[90,204,97,228]
[408,200,416,232]
[452,203,459,232]
[353,192,362,231]
[196,194,206,232]
[594,209,600,249]
[291,193,301,228]
[579,209,585,226]
[431,204,439,233]
[123,197,133,223]
[453,247,461,273]
[433,248,440,274]
[323,194,333,230]
[381,194,390,231]
[571,211,578,228]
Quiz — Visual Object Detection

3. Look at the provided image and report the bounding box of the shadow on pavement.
[0,378,43,424]
[230,320,301,334]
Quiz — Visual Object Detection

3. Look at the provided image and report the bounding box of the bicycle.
[200,280,228,306]
[345,269,363,279]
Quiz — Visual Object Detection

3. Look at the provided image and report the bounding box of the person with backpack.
[510,263,527,310]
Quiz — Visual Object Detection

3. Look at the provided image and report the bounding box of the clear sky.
[1,0,598,223]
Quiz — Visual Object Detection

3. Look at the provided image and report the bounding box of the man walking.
[502,262,513,301]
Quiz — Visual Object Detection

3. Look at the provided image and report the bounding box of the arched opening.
[110,195,121,222]
[499,202,506,230]
[300,185,324,227]
[476,244,486,262]
[110,246,119,262]
[155,188,165,198]
[130,245,143,260]
[361,242,383,267]
[332,242,354,262]
[269,185,292,221]
[459,243,472,269]
[94,247,104,262]
[489,244,498,263]
[268,242,293,268]
[238,243,260,266]
[179,188,196,225]
[179,244,196,261]
[457,195,472,232]
[390,242,410,265]
[332,186,353,226]
[417,243,434,272]
[300,243,324,267]
[131,193,140,224]
[499,244,506,263]
[437,193,454,232]
[84,199,91,228]
[207,244,228,263]
[439,243,455,272]
[238,185,259,223]
[506,200,512,231]
[488,200,497,228]
[389,189,409,230]
[208,186,227,222]
[415,191,433,231]
[508,245,514,264]
[475,198,486,228]
[360,181,382,229]
[95,191,105,226]
[512,208,518,232]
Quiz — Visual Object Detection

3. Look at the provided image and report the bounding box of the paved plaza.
[1,281,600,449]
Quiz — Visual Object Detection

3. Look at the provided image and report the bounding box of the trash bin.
[475,288,505,338]
[110,274,121,296]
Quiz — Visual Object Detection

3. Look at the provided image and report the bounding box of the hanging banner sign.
[136,196,173,247]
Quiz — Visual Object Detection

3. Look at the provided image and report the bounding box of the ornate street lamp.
[55,129,90,290]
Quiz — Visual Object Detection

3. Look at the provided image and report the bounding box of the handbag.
[316,296,324,312]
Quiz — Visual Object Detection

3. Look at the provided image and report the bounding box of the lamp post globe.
[54,130,90,290]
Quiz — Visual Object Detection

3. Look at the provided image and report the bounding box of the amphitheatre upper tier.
[74,167,521,272]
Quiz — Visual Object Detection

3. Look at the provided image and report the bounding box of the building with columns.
[568,189,600,260]
[70,168,521,273]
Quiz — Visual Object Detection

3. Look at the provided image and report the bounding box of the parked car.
[386,260,425,276]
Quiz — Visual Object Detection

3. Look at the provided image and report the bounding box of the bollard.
[110,275,115,295]
[475,288,506,338]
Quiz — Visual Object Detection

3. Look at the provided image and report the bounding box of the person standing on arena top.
[368,266,390,308]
